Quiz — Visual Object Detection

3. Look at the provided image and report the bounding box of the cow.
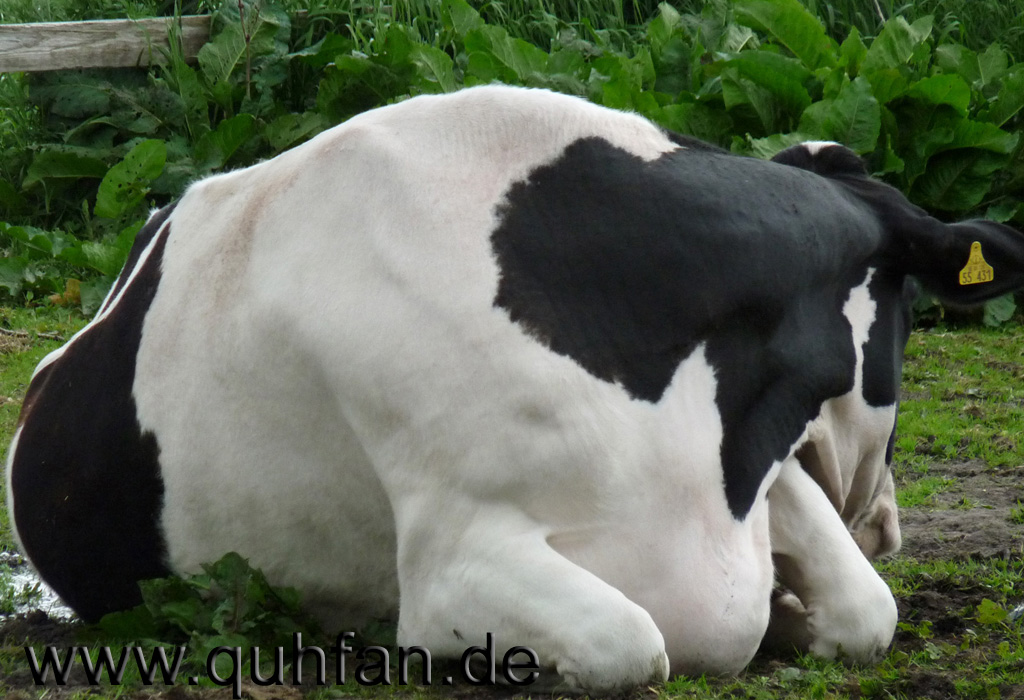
[7,85,1024,693]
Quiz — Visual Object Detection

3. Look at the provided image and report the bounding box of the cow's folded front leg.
[390,505,669,693]
[767,456,897,663]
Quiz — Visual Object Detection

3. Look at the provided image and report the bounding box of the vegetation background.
[1,1,1024,698]
[2,0,1024,320]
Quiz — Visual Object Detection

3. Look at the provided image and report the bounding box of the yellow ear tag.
[959,241,994,285]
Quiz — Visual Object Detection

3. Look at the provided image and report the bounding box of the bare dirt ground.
[898,460,1024,561]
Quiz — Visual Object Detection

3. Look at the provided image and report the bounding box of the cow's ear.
[895,216,1024,305]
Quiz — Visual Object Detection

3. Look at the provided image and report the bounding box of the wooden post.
[0,16,211,73]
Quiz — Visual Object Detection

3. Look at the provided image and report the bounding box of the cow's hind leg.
[391,504,669,693]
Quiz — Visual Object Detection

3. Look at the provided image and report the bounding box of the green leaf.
[911,150,1005,211]
[656,102,733,145]
[934,43,975,82]
[441,0,484,37]
[878,133,906,175]
[265,112,328,153]
[733,0,836,70]
[198,1,290,88]
[202,551,253,583]
[80,276,114,316]
[95,139,167,220]
[718,23,758,54]
[464,25,548,83]
[986,68,1024,127]
[168,62,210,140]
[195,114,256,171]
[976,598,1008,625]
[721,70,784,134]
[986,201,1020,223]
[30,74,111,118]
[867,68,910,104]
[0,180,27,215]
[95,606,159,641]
[409,44,457,93]
[23,151,109,190]
[798,76,880,153]
[0,257,27,297]
[77,241,128,277]
[977,45,1009,88]
[862,16,932,76]
[838,26,867,76]
[948,119,1019,154]
[904,74,971,116]
[647,3,682,57]
[591,52,655,110]
[295,34,352,69]
[983,295,1016,327]
[722,51,812,124]
[746,132,814,160]
[378,25,414,68]
[1,224,79,260]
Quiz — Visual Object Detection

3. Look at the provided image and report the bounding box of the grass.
[1010,501,1024,525]
[895,475,955,508]
[802,0,1024,60]
[894,323,1024,478]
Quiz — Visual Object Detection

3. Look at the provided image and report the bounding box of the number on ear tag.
[959,241,994,285]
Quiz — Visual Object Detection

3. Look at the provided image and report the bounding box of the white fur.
[800,140,843,155]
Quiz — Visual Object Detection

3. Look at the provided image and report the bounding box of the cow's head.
[771,141,1024,560]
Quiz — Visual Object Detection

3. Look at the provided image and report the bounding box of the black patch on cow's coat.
[860,272,916,408]
[11,207,176,623]
[491,137,883,518]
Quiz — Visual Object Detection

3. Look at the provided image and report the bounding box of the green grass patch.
[895,475,956,508]
[878,556,1023,599]
[1010,501,1024,524]
[895,324,1024,480]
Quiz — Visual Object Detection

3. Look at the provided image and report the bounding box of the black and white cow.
[8,86,1024,692]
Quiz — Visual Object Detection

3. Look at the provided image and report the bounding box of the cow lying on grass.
[8,85,1024,693]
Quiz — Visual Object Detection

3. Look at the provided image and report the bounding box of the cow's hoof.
[557,650,669,694]
[553,608,669,693]
[806,583,897,664]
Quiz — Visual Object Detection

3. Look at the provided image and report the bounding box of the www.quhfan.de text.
[25,632,541,698]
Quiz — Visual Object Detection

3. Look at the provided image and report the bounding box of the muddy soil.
[898,460,1024,561]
